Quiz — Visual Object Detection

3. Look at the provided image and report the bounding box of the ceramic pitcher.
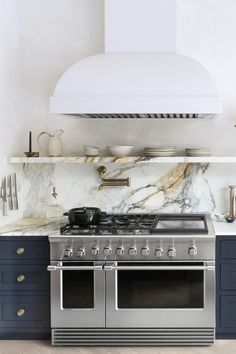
[38,129,64,157]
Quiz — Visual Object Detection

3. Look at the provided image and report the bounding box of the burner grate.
[60,214,157,236]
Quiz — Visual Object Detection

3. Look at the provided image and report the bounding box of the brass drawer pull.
[16,274,25,283]
[16,247,25,255]
[17,308,26,317]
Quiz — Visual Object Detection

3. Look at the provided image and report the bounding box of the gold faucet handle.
[97,166,107,179]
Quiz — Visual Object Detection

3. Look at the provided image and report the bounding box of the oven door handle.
[104,265,215,271]
[47,265,103,272]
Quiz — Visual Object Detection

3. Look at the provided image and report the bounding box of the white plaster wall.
[177,0,236,153]
[0,0,24,225]
[8,0,236,157]
[15,0,105,155]
[1,0,236,224]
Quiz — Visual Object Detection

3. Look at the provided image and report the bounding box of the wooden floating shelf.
[8,156,236,164]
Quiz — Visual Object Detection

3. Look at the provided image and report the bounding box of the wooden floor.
[0,341,235,354]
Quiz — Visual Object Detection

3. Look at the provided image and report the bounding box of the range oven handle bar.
[47,265,103,272]
[47,265,215,272]
[104,265,215,271]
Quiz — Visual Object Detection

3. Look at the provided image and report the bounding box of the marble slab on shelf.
[8,156,236,164]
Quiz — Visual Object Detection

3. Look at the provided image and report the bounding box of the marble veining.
[23,163,56,217]
[0,218,66,236]
[112,163,215,213]
[9,156,236,164]
[21,162,231,218]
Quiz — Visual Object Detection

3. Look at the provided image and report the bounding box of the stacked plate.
[144,146,177,157]
[84,146,100,157]
[185,147,212,157]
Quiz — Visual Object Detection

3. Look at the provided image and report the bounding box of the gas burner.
[115,219,130,225]
[60,214,158,236]
[99,218,113,225]
[60,224,99,236]
[115,215,136,223]
[60,213,209,236]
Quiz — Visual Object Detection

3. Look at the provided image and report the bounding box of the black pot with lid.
[63,207,106,227]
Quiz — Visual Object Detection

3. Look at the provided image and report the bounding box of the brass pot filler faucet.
[97,166,131,191]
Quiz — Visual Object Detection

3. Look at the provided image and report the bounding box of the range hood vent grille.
[76,113,215,119]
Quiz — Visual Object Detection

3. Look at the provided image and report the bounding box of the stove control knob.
[141,248,150,256]
[116,248,124,256]
[188,246,197,256]
[77,249,85,257]
[167,248,176,258]
[103,247,112,256]
[91,247,99,256]
[155,248,164,257]
[64,249,73,258]
[128,247,137,256]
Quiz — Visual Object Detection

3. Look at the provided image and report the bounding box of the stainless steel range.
[48,213,215,346]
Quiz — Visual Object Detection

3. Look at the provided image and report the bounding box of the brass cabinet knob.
[16,247,25,255]
[17,308,26,317]
[16,274,25,283]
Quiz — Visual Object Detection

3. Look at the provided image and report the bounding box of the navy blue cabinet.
[0,240,49,261]
[0,237,50,339]
[220,296,236,329]
[216,236,236,339]
[0,264,49,291]
[0,295,49,327]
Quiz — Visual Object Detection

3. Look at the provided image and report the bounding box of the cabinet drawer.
[220,264,236,290]
[220,296,236,328]
[0,295,50,328]
[0,241,49,260]
[219,240,236,259]
[0,264,49,292]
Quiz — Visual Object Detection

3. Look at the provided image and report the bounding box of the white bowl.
[84,145,100,156]
[107,145,134,157]
[86,152,100,157]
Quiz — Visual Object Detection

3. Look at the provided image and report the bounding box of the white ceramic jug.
[38,129,64,157]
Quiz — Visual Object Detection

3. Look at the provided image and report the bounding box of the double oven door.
[49,261,215,328]
[49,261,105,328]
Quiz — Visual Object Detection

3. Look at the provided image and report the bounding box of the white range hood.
[50,0,222,119]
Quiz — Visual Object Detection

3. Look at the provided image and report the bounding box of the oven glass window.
[62,263,94,309]
[117,264,204,309]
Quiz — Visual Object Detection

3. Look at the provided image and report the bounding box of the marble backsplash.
[22,163,235,218]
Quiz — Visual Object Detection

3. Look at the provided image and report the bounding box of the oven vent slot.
[52,328,215,346]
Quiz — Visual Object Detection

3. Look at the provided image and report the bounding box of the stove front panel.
[49,236,215,262]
